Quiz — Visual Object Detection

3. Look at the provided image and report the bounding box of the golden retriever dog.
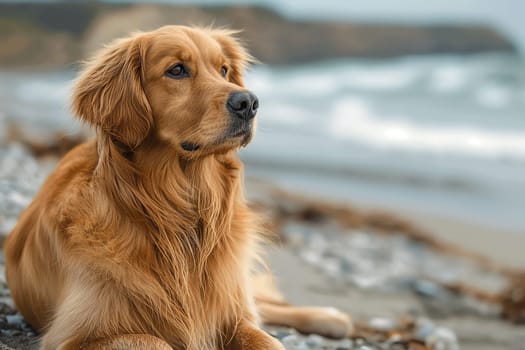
[4,25,351,349]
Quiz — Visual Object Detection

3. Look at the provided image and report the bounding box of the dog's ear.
[211,29,255,87]
[72,34,152,149]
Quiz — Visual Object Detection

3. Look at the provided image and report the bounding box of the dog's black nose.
[226,91,259,120]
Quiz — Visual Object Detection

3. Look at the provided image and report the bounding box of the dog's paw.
[299,307,353,339]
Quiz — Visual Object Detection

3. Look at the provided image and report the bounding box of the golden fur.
[4,26,351,350]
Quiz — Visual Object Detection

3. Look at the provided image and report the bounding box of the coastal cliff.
[0,2,517,69]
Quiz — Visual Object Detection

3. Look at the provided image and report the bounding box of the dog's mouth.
[227,119,253,139]
[180,121,253,153]
[229,128,251,139]
[227,123,253,148]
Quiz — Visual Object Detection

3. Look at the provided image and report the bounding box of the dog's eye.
[165,64,189,79]
[221,66,228,78]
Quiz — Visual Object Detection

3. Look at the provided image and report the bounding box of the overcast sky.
[3,0,524,52]
[279,0,525,52]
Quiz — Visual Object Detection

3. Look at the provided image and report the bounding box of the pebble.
[357,346,374,350]
[305,334,324,346]
[336,339,353,349]
[413,280,444,298]
[415,318,436,340]
[5,315,22,326]
[368,317,396,331]
[264,326,360,349]
[281,334,309,350]
[426,327,459,350]
[269,329,291,341]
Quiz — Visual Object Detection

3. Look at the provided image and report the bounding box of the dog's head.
[72,25,257,157]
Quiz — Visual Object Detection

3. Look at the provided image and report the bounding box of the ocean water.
[1,53,524,231]
[242,54,525,231]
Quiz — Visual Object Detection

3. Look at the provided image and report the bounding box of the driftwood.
[6,124,86,158]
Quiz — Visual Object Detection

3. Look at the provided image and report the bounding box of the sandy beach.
[247,182,525,349]
[267,245,525,350]
[400,210,525,269]
[342,199,525,269]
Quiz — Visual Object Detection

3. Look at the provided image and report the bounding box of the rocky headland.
[0,2,518,69]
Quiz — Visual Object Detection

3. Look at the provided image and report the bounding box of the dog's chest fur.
[60,146,257,349]
[123,154,256,349]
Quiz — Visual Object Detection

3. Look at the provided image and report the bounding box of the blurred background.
[1,1,525,348]
[1,0,524,256]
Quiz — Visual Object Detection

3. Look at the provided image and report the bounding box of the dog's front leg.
[46,328,173,350]
[40,279,174,350]
[43,331,172,350]
[77,334,173,350]
[226,319,285,350]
